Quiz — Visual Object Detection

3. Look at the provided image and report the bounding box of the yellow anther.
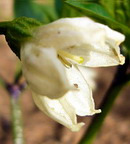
[58,50,84,64]
[58,55,72,68]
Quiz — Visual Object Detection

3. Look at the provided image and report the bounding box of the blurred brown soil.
[0,0,130,143]
[0,33,130,144]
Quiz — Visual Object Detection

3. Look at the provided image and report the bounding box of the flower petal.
[77,65,97,90]
[21,42,70,99]
[65,65,101,116]
[65,44,125,67]
[32,91,84,132]
[33,17,125,67]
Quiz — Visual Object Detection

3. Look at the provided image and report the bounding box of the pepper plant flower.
[21,17,125,131]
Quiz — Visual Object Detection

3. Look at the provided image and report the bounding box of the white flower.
[21,17,125,131]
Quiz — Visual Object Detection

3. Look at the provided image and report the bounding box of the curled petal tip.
[89,109,101,115]
[70,122,85,132]
[119,55,125,65]
[95,109,101,114]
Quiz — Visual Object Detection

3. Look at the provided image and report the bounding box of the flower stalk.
[79,56,130,144]
[10,94,25,144]
[7,84,25,144]
[5,67,25,144]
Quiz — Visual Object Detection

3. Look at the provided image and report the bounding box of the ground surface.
[0,29,130,144]
[0,1,130,144]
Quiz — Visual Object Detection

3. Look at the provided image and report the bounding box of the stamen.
[58,50,84,64]
[58,55,72,68]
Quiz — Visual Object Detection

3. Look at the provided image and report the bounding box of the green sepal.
[1,17,42,58]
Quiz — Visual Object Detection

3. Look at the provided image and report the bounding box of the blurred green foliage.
[13,0,130,56]
[65,0,130,33]
[14,0,130,32]
[65,0,130,53]
[14,0,58,23]
[55,0,82,17]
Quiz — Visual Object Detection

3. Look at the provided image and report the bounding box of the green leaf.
[4,17,42,58]
[65,1,130,34]
[55,0,82,17]
[40,5,58,23]
[99,0,115,18]
[98,0,130,26]
[123,0,130,24]
[55,0,64,17]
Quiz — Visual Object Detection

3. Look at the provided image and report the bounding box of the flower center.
[58,50,84,67]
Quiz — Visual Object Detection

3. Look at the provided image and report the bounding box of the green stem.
[0,21,10,35]
[80,57,129,144]
[10,96,25,144]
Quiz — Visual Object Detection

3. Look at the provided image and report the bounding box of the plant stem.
[7,84,25,144]
[80,57,129,144]
[11,96,25,144]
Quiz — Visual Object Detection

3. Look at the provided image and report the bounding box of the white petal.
[21,42,70,99]
[65,65,101,116]
[65,44,125,67]
[33,17,125,67]
[32,92,84,132]
[77,66,97,90]
[97,23,125,45]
